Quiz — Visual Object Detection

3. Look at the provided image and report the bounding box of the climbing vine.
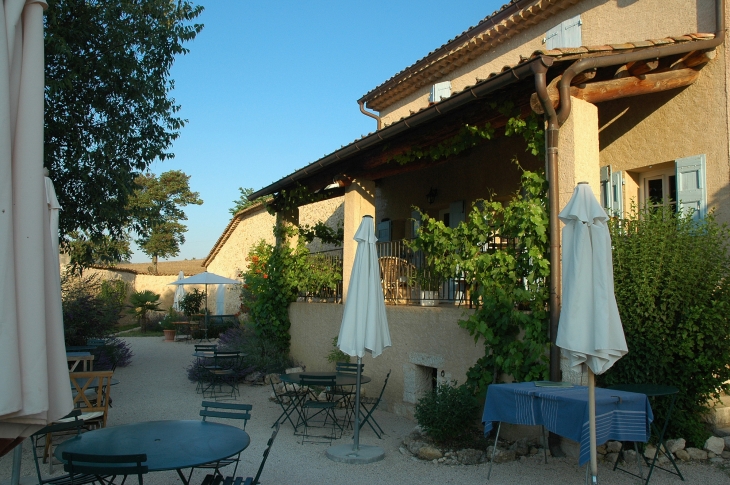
[410,166,550,394]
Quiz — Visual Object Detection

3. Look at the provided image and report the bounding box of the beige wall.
[289,302,485,419]
[380,0,719,126]
[299,197,344,253]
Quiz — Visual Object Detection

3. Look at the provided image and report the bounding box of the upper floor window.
[545,14,582,49]
[430,81,451,103]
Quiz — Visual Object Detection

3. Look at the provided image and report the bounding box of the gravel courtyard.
[2,336,730,485]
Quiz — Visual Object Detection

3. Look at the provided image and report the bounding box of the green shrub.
[62,272,125,345]
[414,381,481,445]
[600,207,730,446]
[179,288,205,317]
[326,336,350,364]
[127,290,161,329]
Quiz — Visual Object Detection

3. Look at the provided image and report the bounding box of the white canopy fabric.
[0,0,72,445]
[215,284,225,315]
[556,183,628,375]
[168,271,240,286]
[172,270,185,312]
[337,216,391,358]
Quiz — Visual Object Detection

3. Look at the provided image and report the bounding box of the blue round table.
[55,420,249,484]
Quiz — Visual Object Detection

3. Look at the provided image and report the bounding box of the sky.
[130,0,506,263]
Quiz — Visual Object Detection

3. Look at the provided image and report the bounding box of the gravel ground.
[3,336,730,485]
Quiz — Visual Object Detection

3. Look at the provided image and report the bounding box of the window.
[430,81,451,103]
[545,14,582,49]
[640,168,676,212]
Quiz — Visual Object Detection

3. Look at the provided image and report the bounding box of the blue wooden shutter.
[562,15,582,47]
[600,166,611,214]
[377,220,391,242]
[675,154,707,220]
[410,210,422,239]
[449,201,465,228]
[610,171,623,217]
[430,81,451,103]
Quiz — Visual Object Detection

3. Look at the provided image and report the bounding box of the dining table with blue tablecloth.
[482,382,653,466]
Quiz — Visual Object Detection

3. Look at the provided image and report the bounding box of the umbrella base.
[326,444,385,464]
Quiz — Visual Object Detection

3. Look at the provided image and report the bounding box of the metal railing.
[297,248,343,302]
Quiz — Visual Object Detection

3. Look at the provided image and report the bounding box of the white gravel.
[3,336,730,485]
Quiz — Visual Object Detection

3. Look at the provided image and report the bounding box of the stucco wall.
[380,0,718,126]
[598,38,730,223]
[299,197,344,253]
[289,302,485,419]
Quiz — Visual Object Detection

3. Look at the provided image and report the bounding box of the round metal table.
[279,371,371,386]
[55,420,249,484]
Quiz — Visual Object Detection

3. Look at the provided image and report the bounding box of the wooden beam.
[671,49,716,70]
[531,68,700,113]
[615,60,659,78]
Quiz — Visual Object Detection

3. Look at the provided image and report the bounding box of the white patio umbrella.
[168,271,240,326]
[215,283,225,315]
[327,215,391,464]
[556,182,628,484]
[1,0,73,478]
[172,270,186,312]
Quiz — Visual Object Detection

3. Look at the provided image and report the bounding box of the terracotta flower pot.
[163,329,176,342]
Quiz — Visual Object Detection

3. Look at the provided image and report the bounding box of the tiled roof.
[250,32,716,200]
[360,0,583,111]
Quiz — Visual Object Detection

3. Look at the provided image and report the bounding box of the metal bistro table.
[276,372,371,431]
[606,383,683,484]
[55,420,250,485]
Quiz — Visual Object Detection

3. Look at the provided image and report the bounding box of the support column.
[558,97,600,208]
[342,179,375,302]
[557,96,599,386]
[275,207,299,249]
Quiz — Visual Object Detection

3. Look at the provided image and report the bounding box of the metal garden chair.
[358,370,391,438]
[62,452,148,485]
[186,401,252,483]
[201,422,279,485]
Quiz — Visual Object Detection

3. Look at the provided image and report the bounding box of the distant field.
[114,259,206,276]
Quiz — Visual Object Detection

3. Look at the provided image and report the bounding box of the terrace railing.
[297,248,343,303]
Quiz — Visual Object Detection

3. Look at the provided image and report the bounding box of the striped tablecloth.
[482,382,653,465]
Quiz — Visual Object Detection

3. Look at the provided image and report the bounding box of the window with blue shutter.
[600,166,611,214]
[410,210,422,239]
[610,171,623,218]
[545,14,582,49]
[675,154,707,220]
[449,201,465,228]
[430,81,451,103]
[377,220,391,242]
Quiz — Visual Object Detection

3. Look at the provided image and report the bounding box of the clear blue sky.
[131,0,505,263]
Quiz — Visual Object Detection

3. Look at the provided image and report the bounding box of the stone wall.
[288,301,485,420]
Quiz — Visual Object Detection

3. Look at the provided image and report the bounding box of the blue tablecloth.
[482,382,653,465]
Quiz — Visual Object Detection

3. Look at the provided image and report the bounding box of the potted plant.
[159,308,182,342]
[416,267,440,306]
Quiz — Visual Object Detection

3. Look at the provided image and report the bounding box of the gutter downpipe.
[533,0,726,384]
[359,100,382,130]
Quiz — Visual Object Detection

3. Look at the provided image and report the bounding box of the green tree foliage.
[600,207,730,446]
[65,232,133,268]
[410,168,550,394]
[62,272,128,345]
[44,0,204,266]
[230,187,256,215]
[128,170,203,273]
[127,290,162,328]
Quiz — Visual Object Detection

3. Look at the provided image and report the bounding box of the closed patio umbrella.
[555,182,628,483]
[327,215,391,464]
[173,270,186,312]
[0,0,73,478]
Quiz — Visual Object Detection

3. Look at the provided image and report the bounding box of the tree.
[128,170,203,273]
[230,187,256,215]
[44,0,204,267]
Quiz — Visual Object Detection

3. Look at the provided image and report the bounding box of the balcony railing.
[298,248,343,302]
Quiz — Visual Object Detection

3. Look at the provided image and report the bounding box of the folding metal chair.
[30,417,101,485]
[327,362,362,428]
[358,370,391,438]
[186,401,252,483]
[63,452,148,485]
[200,423,279,485]
[202,351,241,400]
[296,375,342,444]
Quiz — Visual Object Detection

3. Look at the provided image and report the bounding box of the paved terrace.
[2,337,729,484]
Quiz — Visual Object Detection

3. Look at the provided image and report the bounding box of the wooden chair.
[186,401,253,483]
[69,370,114,429]
[378,256,415,304]
[63,452,148,485]
[201,423,279,485]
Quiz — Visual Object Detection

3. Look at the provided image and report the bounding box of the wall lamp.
[426,187,438,205]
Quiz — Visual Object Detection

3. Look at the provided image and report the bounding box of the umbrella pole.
[588,368,598,484]
[353,356,362,451]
